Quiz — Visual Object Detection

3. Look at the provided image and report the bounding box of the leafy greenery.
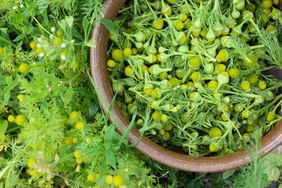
[0,0,281,187]
[106,0,282,156]
[0,0,157,187]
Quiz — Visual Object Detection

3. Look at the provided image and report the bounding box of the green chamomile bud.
[232,8,241,19]
[148,64,172,76]
[242,10,254,20]
[204,63,214,74]
[243,54,258,68]
[235,0,245,10]
[177,32,187,44]
[206,28,216,42]
[217,72,229,85]
[178,45,189,53]
[213,23,224,36]
[221,36,232,48]
[232,25,242,36]
[133,32,146,42]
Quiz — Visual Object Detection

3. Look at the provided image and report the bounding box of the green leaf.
[101,18,119,35]
[105,150,116,169]
[265,167,280,181]
[223,169,236,179]
[71,27,83,41]
[42,9,49,26]
[263,152,282,167]
[5,76,12,86]
[13,34,25,42]
[0,36,12,46]
[58,16,74,31]
[0,28,8,34]
[81,47,87,65]
[64,16,74,28]
[3,90,10,103]
[62,86,73,106]
[0,75,6,85]
[23,9,32,17]
[104,124,115,143]
[82,18,90,35]
[0,120,8,136]
[261,152,282,181]
[89,101,98,116]
[85,39,96,48]
[118,113,137,147]
[58,21,66,31]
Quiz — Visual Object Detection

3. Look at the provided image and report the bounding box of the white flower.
[46,85,52,92]
[61,56,66,61]
[39,53,44,57]
[13,6,18,10]
[51,27,56,33]
[61,43,66,48]
[20,4,24,8]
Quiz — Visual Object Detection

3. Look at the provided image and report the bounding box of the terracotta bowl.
[90,0,282,172]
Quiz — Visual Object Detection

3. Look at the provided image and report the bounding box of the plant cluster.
[0,0,158,187]
[107,0,282,156]
[0,0,281,187]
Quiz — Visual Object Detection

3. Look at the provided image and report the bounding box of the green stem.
[144,0,157,19]
[250,45,265,50]
[33,17,52,36]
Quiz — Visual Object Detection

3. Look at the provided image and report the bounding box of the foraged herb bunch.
[107,0,282,156]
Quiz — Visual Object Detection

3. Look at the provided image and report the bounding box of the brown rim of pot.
[90,0,282,172]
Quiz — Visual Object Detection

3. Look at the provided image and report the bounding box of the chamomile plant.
[0,0,282,187]
[107,0,282,156]
[0,0,158,187]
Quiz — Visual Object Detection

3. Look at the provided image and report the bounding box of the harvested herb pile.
[0,0,281,187]
[107,0,282,156]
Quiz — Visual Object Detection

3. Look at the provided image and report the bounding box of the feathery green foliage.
[0,0,281,187]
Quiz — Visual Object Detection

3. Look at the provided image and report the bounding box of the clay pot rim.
[90,0,282,172]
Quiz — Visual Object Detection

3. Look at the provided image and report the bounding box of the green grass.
[0,0,281,187]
